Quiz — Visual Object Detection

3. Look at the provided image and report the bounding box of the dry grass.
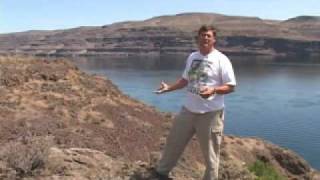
[0,135,54,178]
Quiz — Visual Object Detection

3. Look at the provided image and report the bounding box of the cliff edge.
[0,56,319,179]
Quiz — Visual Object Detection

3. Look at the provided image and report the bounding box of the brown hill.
[0,56,319,179]
[0,13,320,57]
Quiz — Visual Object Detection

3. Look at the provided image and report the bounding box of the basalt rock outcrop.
[0,56,319,179]
[0,13,320,57]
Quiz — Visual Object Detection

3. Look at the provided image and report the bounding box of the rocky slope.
[0,13,320,57]
[0,56,319,179]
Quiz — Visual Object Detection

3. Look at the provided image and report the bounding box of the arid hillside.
[0,13,320,57]
[0,56,319,179]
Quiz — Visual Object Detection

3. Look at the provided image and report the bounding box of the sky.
[1,0,319,33]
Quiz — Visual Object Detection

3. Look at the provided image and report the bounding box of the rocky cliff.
[0,56,319,180]
[0,13,320,57]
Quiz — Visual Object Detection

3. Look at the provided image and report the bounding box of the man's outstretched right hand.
[154,81,169,94]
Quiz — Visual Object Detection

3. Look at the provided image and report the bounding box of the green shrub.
[249,160,287,180]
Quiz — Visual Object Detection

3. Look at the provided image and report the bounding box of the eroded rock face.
[0,56,319,180]
[0,13,320,57]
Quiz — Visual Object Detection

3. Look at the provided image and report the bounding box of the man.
[154,25,236,180]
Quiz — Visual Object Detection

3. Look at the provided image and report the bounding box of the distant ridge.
[284,15,320,23]
[0,12,319,57]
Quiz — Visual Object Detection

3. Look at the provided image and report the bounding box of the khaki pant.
[157,107,224,180]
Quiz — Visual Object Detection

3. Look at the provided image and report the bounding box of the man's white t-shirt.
[182,49,236,113]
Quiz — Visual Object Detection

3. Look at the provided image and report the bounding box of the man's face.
[198,30,216,50]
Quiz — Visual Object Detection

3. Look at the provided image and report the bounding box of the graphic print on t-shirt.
[187,59,213,95]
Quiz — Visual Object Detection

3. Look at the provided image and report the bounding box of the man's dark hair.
[197,25,217,37]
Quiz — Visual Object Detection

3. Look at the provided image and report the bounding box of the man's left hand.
[199,86,216,99]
